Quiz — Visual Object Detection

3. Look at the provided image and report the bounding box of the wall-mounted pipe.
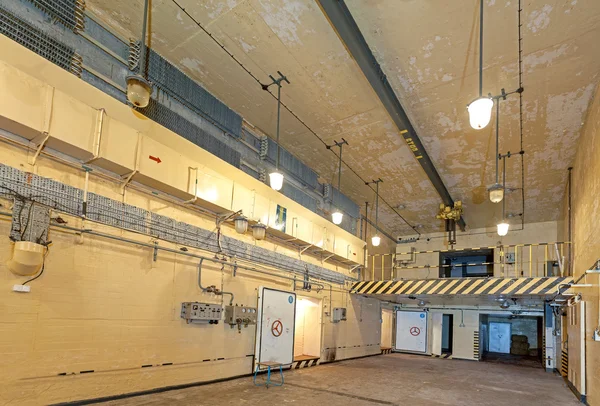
[183,167,199,204]
[567,167,573,276]
[0,211,332,291]
[197,258,234,305]
[0,129,362,275]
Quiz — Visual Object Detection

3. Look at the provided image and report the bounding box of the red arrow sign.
[149,155,162,164]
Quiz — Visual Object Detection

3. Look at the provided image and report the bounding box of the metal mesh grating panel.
[266,138,319,189]
[332,187,360,218]
[26,0,86,32]
[141,99,241,168]
[282,183,317,213]
[0,5,82,76]
[143,49,242,137]
[0,164,351,284]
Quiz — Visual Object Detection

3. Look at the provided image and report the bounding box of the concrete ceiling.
[86,0,600,238]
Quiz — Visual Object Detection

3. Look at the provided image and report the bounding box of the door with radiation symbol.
[254,287,296,370]
[395,310,428,353]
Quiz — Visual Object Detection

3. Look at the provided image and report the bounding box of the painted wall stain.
[527,4,553,33]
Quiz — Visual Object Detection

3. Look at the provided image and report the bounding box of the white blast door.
[395,311,427,353]
[255,287,296,368]
[489,322,511,354]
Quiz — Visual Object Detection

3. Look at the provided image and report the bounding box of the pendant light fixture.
[488,95,504,203]
[367,179,383,247]
[326,138,348,225]
[126,0,152,108]
[234,215,248,234]
[467,0,493,130]
[497,155,509,236]
[251,223,267,240]
[263,72,290,191]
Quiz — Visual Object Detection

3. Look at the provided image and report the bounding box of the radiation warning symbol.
[410,326,421,336]
[271,320,283,337]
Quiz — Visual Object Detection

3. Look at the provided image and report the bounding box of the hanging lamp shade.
[331,210,343,225]
[488,183,504,203]
[234,216,248,234]
[467,97,494,129]
[269,172,284,191]
[371,235,381,247]
[252,223,267,240]
[126,75,152,108]
[497,222,509,236]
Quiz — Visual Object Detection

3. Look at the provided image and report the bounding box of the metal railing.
[365,241,571,281]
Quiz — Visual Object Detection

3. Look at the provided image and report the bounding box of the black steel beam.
[316,0,466,231]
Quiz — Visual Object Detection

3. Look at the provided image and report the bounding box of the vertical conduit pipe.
[197,258,234,305]
[568,167,573,276]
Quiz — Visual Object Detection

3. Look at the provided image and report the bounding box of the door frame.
[442,314,454,353]
[294,295,323,359]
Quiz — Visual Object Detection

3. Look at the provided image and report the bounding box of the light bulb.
[497,222,509,236]
[126,75,152,108]
[269,172,284,191]
[467,97,494,130]
[488,183,504,203]
[371,235,381,247]
[252,223,267,240]
[332,211,343,225]
[234,216,248,234]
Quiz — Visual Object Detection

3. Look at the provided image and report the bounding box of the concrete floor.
[100,354,579,406]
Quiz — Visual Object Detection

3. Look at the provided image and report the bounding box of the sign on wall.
[395,310,428,353]
[275,204,287,233]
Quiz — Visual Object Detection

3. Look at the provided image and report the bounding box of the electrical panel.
[225,305,258,332]
[180,302,222,324]
[332,307,347,323]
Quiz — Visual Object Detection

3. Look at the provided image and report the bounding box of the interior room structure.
[0,0,599,405]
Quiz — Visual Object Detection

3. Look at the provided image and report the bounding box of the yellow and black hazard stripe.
[473,331,480,360]
[350,277,573,296]
[292,358,320,369]
[561,348,568,376]
[542,334,546,368]
[431,353,453,359]
[381,347,392,355]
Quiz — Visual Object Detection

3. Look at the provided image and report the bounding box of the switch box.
[180,302,222,324]
[225,305,258,330]
[333,307,347,322]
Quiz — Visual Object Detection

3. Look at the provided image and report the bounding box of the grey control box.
[225,305,258,330]
[332,307,347,322]
[180,302,222,324]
